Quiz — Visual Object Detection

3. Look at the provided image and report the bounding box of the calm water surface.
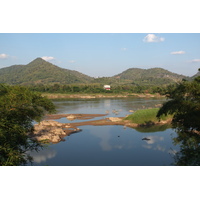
[30,98,180,166]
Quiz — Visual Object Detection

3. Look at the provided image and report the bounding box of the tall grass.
[125,108,172,124]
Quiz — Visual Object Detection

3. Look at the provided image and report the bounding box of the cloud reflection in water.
[30,148,57,163]
[142,136,166,152]
[90,130,112,151]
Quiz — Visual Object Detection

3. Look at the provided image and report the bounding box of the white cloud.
[41,56,55,61]
[0,53,9,59]
[121,47,127,51]
[68,60,76,63]
[191,59,200,63]
[170,51,186,55]
[143,34,165,43]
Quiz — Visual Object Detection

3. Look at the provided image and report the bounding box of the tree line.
[27,83,168,94]
[1,69,200,165]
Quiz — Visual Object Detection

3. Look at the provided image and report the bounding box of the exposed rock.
[51,135,62,143]
[66,115,76,120]
[31,120,81,143]
[108,117,122,122]
[64,124,71,128]
[29,111,172,144]
[124,122,138,128]
[32,124,64,143]
[39,120,63,127]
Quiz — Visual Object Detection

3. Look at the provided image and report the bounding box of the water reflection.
[90,130,112,151]
[142,143,166,152]
[104,99,111,108]
[135,123,171,133]
[172,130,200,166]
[143,136,164,144]
[53,98,166,117]
[141,134,175,156]
[31,125,179,166]
[29,148,57,164]
[81,125,178,166]
[31,98,183,166]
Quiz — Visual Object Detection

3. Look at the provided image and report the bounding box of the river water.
[30,98,180,166]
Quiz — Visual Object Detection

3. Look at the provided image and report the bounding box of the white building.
[103,85,111,90]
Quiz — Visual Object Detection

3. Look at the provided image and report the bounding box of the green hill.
[191,71,200,79]
[0,58,94,85]
[112,67,188,86]
[0,58,191,86]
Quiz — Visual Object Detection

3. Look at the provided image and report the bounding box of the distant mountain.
[0,58,94,85]
[0,58,193,86]
[112,67,188,86]
[191,70,200,79]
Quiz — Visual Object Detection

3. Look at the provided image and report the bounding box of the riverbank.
[31,113,172,143]
[42,92,165,99]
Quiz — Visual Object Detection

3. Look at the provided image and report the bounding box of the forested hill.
[113,68,188,85]
[192,71,200,79]
[0,58,190,86]
[0,58,94,85]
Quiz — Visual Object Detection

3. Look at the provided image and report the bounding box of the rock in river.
[108,117,122,122]
[30,120,81,143]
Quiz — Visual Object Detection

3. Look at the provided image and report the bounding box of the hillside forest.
[0,55,200,166]
[0,57,196,95]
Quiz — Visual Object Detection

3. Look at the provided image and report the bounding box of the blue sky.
[0,33,200,77]
[1,0,200,197]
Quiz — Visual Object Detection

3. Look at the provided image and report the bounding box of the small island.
[30,108,173,143]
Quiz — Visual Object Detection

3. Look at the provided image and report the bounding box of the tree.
[0,84,56,166]
[156,75,200,165]
[157,76,200,133]
[172,129,200,165]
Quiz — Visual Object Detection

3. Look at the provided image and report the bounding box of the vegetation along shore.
[31,109,173,144]
[1,62,200,165]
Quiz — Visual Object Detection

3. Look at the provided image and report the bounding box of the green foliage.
[155,72,200,165]
[0,84,56,166]
[113,67,188,86]
[0,58,93,85]
[157,76,200,132]
[27,83,168,95]
[172,129,200,165]
[125,108,172,125]
[0,58,189,88]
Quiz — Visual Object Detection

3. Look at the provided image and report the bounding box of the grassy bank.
[125,108,173,125]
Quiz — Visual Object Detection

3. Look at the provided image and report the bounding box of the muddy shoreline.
[45,113,107,120]
[42,93,165,99]
[31,113,171,143]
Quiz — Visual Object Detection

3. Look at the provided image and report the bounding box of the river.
[30,97,180,166]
